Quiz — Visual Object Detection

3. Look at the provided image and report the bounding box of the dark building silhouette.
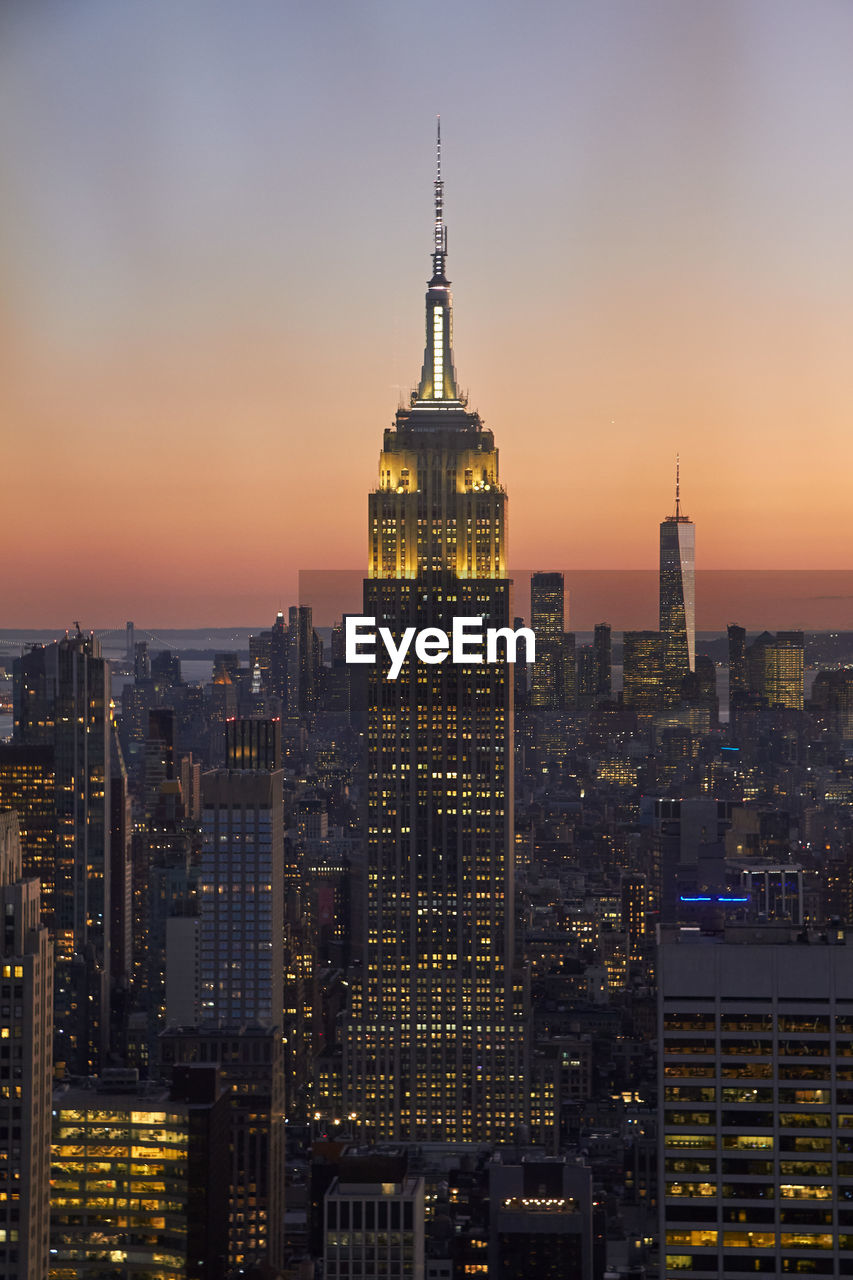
[13,631,111,1075]
[531,572,567,711]
[727,623,747,697]
[811,667,853,738]
[0,811,53,1280]
[109,728,132,986]
[225,717,282,771]
[659,459,695,701]
[576,644,597,707]
[160,1025,285,1271]
[594,622,612,697]
[488,1153,599,1279]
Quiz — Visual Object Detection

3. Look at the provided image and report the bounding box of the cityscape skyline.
[4,19,853,1270]
[4,3,853,625]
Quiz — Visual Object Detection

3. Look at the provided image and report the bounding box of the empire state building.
[343,128,528,1142]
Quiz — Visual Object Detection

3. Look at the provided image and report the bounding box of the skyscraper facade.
[622,630,665,724]
[746,630,805,710]
[659,923,853,1278]
[530,572,566,711]
[199,769,284,1027]
[488,1153,598,1279]
[343,128,527,1142]
[287,604,322,720]
[727,624,748,698]
[171,766,287,1269]
[12,632,111,1075]
[660,460,695,700]
[593,622,612,698]
[0,744,56,926]
[812,668,853,739]
[323,1168,426,1280]
[109,728,132,987]
[159,1025,286,1270]
[0,811,52,1280]
[50,1072,231,1279]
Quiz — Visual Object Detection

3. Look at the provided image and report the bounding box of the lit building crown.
[413,117,462,407]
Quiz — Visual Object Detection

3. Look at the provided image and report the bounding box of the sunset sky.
[2,1,853,627]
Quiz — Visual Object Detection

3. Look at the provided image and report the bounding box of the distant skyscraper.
[109,728,132,987]
[270,609,289,701]
[0,811,52,1280]
[811,668,853,739]
[142,776,194,1059]
[747,630,805,710]
[344,126,527,1142]
[531,571,566,710]
[12,631,111,1074]
[199,769,284,1027]
[287,604,322,719]
[594,622,612,698]
[134,639,151,682]
[576,644,597,706]
[250,609,307,713]
[622,630,664,724]
[248,627,273,686]
[145,706,176,819]
[151,648,182,689]
[727,624,747,697]
[188,768,287,1268]
[660,458,695,699]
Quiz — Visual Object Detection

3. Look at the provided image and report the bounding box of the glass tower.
[660,458,696,700]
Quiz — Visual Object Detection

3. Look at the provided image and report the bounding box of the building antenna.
[432,115,446,281]
[675,453,681,519]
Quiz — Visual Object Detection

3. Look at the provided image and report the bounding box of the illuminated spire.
[416,117,459,403]
[431,115,447,284]
[675,453,681,518]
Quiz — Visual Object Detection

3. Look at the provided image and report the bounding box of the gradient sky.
[2,0,853,626]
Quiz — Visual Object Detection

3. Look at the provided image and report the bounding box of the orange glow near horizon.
[4,3,853,627]
[7,289,853,629]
